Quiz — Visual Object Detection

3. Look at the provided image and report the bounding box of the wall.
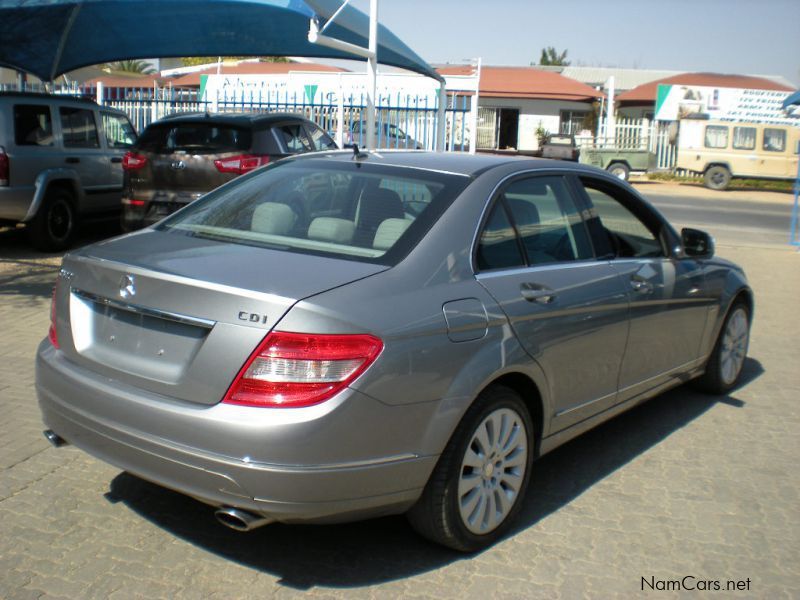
[479,97,594,151]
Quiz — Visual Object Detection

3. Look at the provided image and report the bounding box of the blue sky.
[351,0,799,87]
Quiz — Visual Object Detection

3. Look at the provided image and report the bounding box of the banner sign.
[655,84,798,125]
[200,72,440,106]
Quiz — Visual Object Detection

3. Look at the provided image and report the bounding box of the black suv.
[122,112,337,230]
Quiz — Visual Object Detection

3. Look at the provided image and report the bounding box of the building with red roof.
[439,65,604,151]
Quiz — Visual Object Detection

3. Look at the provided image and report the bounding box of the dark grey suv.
[0,92,137,250]
[121,112,337,230]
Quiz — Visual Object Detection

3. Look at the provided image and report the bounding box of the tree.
[536,47,570,66]
[180,56,289,66]
[103,60,156,75]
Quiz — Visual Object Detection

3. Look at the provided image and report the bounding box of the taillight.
[0,146,9,186]
[213,154,270,175]
[122,198,146,207]
[122,152,147,170]
[48,285,59,349]
[223,331,383,408]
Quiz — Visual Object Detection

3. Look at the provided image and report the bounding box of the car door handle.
[110,157,122,163]
[65,157,80,164]
[520,283,556,304]
[630,276,653,293]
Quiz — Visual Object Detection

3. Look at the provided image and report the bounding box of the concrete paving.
[1,200,798,599]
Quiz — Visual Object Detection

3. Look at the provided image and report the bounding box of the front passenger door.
[576,178,711,401]
[475,175,630,433]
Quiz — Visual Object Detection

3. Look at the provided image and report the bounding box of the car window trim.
[571,174,676,259]
[472,170,600,275]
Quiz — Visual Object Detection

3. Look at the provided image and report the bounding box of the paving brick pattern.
[1,211,798,598]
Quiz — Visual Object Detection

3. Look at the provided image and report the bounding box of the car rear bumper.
[36,341,435,524]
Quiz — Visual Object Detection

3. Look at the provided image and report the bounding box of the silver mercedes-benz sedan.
[36,151,752,551]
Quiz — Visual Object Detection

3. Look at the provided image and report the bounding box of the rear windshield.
[157,159,470,265]
[136,122,252,154]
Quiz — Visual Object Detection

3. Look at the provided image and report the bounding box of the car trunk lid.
[55,230,387,405]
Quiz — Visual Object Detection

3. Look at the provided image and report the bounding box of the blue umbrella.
[0,0,440,82]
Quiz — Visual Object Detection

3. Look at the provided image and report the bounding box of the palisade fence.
[3,81,472,151]
[589,116,678,170]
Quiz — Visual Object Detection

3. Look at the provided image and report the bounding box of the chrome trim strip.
[71,288,216,329]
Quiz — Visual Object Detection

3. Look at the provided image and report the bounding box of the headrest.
[373,218,412,250]
[308,217,355,245]
[251,202,296,235]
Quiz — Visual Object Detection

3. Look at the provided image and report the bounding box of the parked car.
[540,133,579,161]
[37,152,752,552]
[343,120,423,149]
[676,118,800,190]
[579,146,657,181]
[121,112,337,230]
[0,91,137,250]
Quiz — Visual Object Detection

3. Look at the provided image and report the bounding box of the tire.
[407,385,534,552]
[704,165,731,191]
[27,188,77,252]
[693,302,750,394]
[607,162,630,181]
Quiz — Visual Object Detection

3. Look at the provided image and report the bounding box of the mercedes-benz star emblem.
[119,274,136,299]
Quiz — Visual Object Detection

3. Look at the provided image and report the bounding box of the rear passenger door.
[475,175,630,432]
[57,105,116,211]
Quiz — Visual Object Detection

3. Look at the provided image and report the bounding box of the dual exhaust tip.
[44,430,270,533]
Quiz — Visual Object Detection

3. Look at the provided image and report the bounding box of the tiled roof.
[438,66,604,101]
[617,72,794,103]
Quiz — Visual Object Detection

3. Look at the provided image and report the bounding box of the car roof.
[152,111,314,128]
[0,91,128,115]
[288,150,591,178]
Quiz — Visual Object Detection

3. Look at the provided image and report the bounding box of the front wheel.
[407,385,534,551]
[693,302,750,394]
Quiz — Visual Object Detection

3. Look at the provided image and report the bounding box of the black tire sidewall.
[608,163,629,181]
[30,189,76,251]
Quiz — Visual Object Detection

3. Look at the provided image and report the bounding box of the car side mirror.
[681,228,714,258]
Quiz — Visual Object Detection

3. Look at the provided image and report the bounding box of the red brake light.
[122,152,147,170]
[213,154,270,175]
[223,331,383,408]
[48,286,59,349]
[0,146,9,186]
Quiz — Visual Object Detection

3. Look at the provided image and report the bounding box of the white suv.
[0,92,137,250]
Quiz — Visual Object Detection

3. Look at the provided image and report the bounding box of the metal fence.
[2,81,472,151]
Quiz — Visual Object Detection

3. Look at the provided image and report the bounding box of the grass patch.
[646,172,796,192]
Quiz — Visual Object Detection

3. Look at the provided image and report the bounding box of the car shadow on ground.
[105,358,763,589]
[0,220,122,303]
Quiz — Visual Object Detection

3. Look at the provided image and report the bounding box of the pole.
[469,57,481,154]
[436,84,446,151]
[606,76,616,148]
[365,0,378,151]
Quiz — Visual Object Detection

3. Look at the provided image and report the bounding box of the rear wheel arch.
[485,372,545,458]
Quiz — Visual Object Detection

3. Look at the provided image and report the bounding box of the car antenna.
[352,144,368,160]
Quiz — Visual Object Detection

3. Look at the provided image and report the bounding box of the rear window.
[136,122,252,154]
[158,159,469,265]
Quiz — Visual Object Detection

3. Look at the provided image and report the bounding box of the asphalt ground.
[1,184,798,599]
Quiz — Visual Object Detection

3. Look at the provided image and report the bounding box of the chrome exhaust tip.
[214,507,273,532]
[43,430,68,448]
